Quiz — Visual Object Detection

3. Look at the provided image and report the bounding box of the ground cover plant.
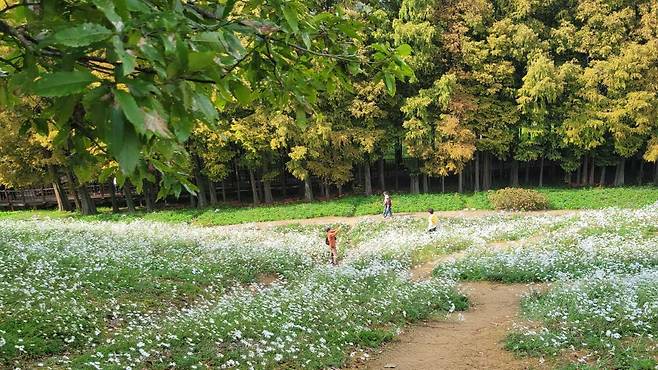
[433,204,658,282]
[431,202,658,368]
[0,217,468,369]
[2,187,657,226]
[508,270,658,369]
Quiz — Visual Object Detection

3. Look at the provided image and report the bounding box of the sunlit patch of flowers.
[507,269,658,368]
[0,218,466,368]
[433,204,658,282]
[345,213,572,267]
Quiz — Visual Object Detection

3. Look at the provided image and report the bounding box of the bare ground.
[226,209,579,229]
[356,281,546,370]
[353,238,547,370]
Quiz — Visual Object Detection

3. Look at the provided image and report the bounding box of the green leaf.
[188,51,217,72]
[114,89,145,133]
[126,0,151,13]
[193,93,218,122]
[32,70,97,97]
[229,80,252,105]
[92,0,125,31]
[396,44,412,57]
[51,23,112,47]
[118,124,140,174]
[282,5,299,33]
[112,36,136,75]
[110,107,125,157]
[383,73,396,96]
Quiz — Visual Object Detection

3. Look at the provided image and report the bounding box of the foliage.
[488,188,549,211]
[0,0,411,199]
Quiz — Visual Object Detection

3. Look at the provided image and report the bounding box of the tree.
[0,0,410,203]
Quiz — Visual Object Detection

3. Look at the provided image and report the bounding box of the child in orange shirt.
[325,226,341,265]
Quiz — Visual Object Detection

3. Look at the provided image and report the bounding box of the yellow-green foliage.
[488,188,549,211]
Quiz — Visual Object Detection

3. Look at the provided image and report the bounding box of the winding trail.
[358,282,544,370]
[230,209,578,229]
[353,237,548,370]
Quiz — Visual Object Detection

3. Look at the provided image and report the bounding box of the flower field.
[1,203,657,369]
[433,203,658,368]
[0,218,467,369]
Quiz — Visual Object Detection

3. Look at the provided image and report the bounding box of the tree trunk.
[510,159,519,187]
[109,182,119,213]
[483,152,491,190]
[458,171,464,193]
[422,174,429,193]
[564,171,571,185]
[221,180,227,202]
[48,165,71,211]
[395,142,401,191]
[599,166,607,186]
[364,162,372,196]
[637,160,645,185]
[192,155,209,208]
[409,174,420,194]
[144,181,156,212]
[248,168,260,205]
[77,183,97,215]
[581,156,589,185]
[378,158,386,191]
[538,157,545,187]
[263,179,273,204]
[280,170,287,198]
[576,166,582,186]
[588,159,595,186]
[234,161,241,203]
[337,184,343,197]
[614,158,625,186]
[208,181,218,205]
[318,181,325,199]
[189,192,197,208]
[524,161,530,185]
[65,170,82,211]
[654,163,658,186]
[304,177,313,201]
[474,152,481,192]
[124,182,135,212]
[323,180,330,198]
[441,176,445,193]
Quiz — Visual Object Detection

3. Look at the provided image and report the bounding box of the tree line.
[0,0,657,214]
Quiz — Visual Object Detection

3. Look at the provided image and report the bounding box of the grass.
[1,186,657,226]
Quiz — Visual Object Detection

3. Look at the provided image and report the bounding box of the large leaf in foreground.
[32,71,98,97]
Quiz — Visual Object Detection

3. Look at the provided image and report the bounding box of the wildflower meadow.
[1,203,657,369]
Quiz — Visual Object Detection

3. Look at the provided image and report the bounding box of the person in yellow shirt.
[427,208,439,232]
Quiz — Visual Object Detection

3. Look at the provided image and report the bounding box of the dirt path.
[359,281,544,370]
[231,209,578,229]
[354,238,546,370]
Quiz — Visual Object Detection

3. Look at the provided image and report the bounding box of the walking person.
[383,192,393,218]
[427,208,438,232]
[325,226,341,265]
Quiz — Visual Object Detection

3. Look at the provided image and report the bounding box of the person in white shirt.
[427,208,438,232]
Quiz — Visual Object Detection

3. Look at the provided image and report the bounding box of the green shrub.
[488,188,549,211]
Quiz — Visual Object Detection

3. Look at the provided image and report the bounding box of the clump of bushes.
[488,188,549,211]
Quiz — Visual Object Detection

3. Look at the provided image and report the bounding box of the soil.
[356,281,547,370]
[229,209,579,230]
[353,238,549,370]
